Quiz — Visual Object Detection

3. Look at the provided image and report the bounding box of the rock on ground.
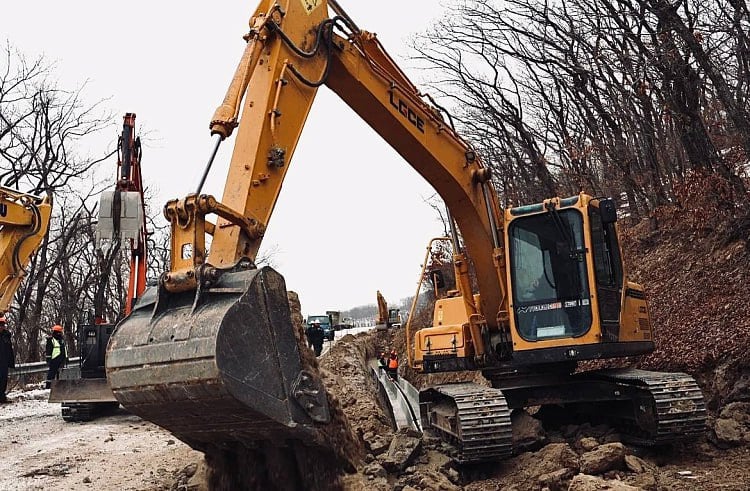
[580,443,627,475]
[381,430,422,472]
[511,409,547,451]
[568,473,642,490]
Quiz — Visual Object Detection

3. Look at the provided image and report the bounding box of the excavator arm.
[0,188,52,314]
[160,0,507,321]
[376,290,387,326]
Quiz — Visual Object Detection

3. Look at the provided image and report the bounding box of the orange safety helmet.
[52,324,63,332]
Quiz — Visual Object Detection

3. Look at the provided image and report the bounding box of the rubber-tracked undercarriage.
[420,383,514,463]
[418,368,706,464]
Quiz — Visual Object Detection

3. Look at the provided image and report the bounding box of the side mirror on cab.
[599,198,618,225]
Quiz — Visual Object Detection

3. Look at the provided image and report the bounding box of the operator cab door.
[508,209,593,342]
[588,200,623,342]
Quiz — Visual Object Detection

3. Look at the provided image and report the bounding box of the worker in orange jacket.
[387,350,399,381]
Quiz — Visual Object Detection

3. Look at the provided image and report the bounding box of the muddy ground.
[3,327,750,491]
[0,387,203,491]
[3,216,750,490]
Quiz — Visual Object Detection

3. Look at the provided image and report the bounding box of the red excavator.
[50,113,148,421]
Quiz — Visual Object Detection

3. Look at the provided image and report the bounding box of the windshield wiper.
[545,202,581,260]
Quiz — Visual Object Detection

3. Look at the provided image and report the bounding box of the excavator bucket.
[106,266,331,451]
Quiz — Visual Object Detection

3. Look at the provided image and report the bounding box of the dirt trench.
[322,328,750,491]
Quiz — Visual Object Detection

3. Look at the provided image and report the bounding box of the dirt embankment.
[622,217,750,377]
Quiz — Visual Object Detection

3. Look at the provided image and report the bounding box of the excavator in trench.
[375,290,401,330]
[106,0,706,467]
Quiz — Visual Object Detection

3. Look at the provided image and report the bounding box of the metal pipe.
[446,207,460,252]
[482,183,501,249]
[195,134,223,195]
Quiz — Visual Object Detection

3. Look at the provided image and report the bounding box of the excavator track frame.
[420,383,513,464]
[590,369,707,445]
[491,368,707,448]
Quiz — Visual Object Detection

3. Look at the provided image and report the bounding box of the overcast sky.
[2,1,451,317]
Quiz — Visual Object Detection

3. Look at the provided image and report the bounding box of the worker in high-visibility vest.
[44,324,67,389]
[387,350,399,381]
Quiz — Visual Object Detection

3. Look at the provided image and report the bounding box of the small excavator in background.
[50,113,148,422]
[105,0,705,469]
[375,290,401,330]
[0,188,52,316]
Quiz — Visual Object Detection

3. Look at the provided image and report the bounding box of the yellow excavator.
[375,290,401,330]
[106,0,705,465]
[0,188,52,315]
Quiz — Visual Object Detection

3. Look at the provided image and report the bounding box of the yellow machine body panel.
[618,281,652,342]
[0,189,52,314]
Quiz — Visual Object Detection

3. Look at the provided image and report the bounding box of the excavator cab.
[413,195,653,372]
[508,200,593,342]
[504,194,652,365]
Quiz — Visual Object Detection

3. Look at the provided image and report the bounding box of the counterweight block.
[106,266,330,451]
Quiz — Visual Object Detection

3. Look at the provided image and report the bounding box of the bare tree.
[412,0,749,233]
[1,43,114,361]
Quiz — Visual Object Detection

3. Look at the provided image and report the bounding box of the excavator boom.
[0,188,52,314]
